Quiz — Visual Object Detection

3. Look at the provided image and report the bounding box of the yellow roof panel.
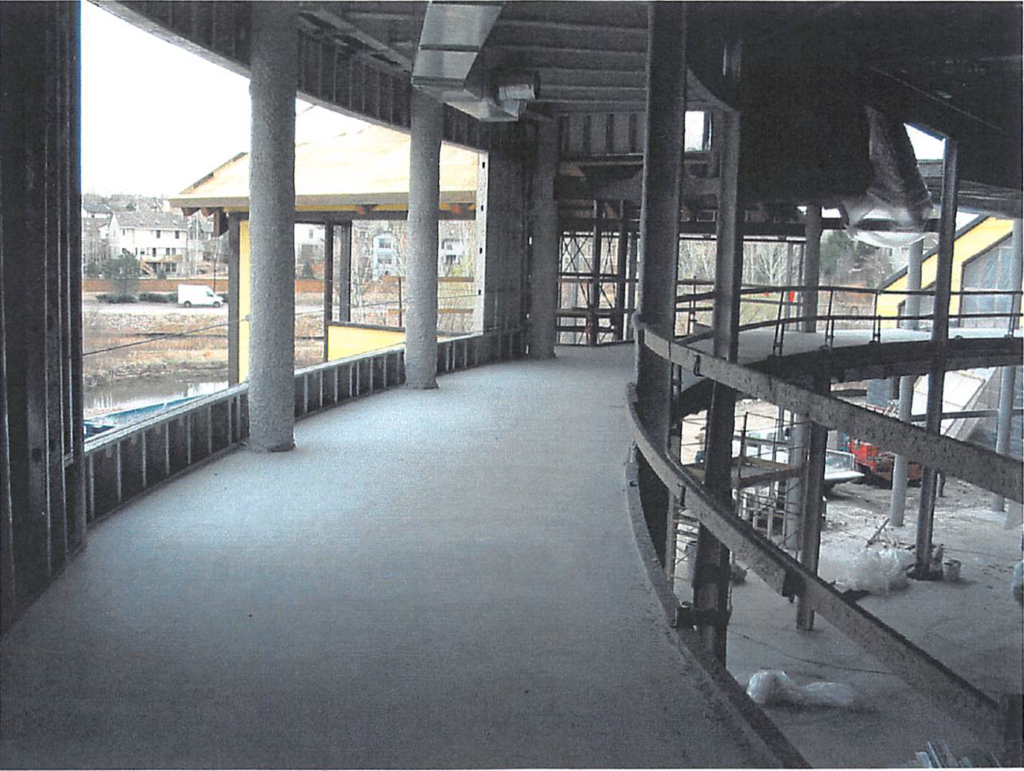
[170,124,480,211]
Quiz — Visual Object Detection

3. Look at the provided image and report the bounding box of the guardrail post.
[636,1,687,570]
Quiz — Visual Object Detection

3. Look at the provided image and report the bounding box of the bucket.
[943,559,961,582]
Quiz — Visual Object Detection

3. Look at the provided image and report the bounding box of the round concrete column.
[406,90,443,389]
[529,121,559,359]
[248,2,297,451]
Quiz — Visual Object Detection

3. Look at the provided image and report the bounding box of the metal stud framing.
[0,1,85,629]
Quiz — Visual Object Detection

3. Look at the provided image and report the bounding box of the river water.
[85,374,229,416]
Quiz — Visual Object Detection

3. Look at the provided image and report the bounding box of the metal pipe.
[405,89,443,389]
[528,121,559,359]
[891,239,924,526]
[991,218,1023,512]
[636,1,687,567]
[914,138,959,577]
[248,1,297,452]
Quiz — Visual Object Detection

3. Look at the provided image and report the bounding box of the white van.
[177,285,223,308]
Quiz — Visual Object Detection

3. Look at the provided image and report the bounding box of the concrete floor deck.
[1,346,781,769]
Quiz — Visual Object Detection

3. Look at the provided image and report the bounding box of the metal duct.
[843,107,934,248]
[411,1,532,122]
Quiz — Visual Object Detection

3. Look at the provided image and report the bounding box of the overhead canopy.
[170,124,480,214]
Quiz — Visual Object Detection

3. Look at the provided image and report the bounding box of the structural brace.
[626,385,1012,752]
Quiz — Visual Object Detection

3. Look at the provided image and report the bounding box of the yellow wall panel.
[239,220,251,381]
[878,217,1014,327]
[327,325,406,360]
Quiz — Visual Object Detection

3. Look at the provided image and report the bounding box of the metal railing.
[675,281,1024,355]
[81,327,525,525]
[629,318,1023,762]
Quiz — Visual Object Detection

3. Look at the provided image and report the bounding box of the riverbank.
[83,299,324,408]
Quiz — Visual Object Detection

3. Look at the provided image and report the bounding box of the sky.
[81,2,945,197]
[81,1,365,196]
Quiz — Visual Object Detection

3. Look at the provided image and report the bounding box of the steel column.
[67,0,86,550]
[337,223,352,323]
[323,224,334,361]
[528,120,559,359]
[406,89,443,389]
[782,417,806,550]
[0,131,13,631]
[614,200,629,340]
[248,1,297,451]
[626,224,638,341]
[891,239,925,526]
[991,219,1022,512]
[588,200,603,345]
[800,206,822,333]
[914,139,959,577]
[696,102,744,663]
[797,377,830,630]
[635,1,687,567]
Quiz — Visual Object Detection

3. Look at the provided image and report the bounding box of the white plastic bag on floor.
[839,546,914,595]
[746,669,857,708]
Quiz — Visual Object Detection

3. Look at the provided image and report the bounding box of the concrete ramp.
[0,346,783,769]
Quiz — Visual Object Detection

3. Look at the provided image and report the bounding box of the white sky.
[81,1,365,196]
[82,1,946,196]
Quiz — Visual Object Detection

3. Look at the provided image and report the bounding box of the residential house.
[81,200,112,266]
[108,210,189,276]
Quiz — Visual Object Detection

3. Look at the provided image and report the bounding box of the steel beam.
[642,326,1024,503]
[914,139,959,577]
[635,1,687,567]
[105,1,517,154]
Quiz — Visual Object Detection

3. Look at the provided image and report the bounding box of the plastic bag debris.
[746,669,858,709]
[837,546,915,595]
